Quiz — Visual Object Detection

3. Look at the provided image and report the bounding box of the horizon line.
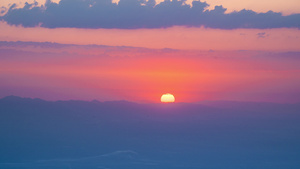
[1,95,298,105]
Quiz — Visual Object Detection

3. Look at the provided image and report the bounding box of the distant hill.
[0,96,300,169]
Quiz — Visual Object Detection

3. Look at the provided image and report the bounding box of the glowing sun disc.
[161,93,175,103]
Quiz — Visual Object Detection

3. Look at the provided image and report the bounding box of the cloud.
[0,0,299,29]
[101,150,139,157]
[257,32,267,38]
[0,6,7,15]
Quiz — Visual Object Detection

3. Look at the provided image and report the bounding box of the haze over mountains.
[1,96,299,169]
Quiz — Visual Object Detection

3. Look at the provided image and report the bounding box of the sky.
[0,0,300,103]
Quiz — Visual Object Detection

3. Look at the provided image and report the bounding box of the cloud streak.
[1,0,299,29]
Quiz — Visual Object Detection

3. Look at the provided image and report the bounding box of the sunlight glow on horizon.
[1,43,299,103]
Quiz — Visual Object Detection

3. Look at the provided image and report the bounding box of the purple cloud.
[1,0,300,29]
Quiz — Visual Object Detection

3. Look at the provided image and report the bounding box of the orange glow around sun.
[161,93,175,103]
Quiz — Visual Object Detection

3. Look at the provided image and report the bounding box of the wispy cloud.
[1,0,299,29]
[257,32,268,38]
[101,150,138,157]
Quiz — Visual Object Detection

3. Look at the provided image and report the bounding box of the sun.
[161,93,175,103]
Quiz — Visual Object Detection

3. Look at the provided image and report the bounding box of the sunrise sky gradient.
[0,0,299,103]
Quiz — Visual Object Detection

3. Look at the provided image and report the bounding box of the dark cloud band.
[1,0,300,29]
